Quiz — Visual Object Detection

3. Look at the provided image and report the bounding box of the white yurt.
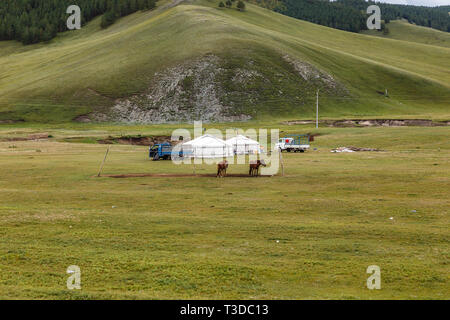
[226,135,261,155]
[182,134,233,158]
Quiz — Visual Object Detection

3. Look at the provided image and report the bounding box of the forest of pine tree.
[266,0,450,33]
[337,0,450,32]
[0,0,156,45]
[275,0,367,33]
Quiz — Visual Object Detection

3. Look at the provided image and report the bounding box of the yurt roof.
[183,134,230,147]
[226,135,260,145]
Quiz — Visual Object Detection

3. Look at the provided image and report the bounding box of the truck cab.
[276,134,310,153]
[149,143,173,160]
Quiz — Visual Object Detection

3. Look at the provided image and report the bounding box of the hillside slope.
[0,0,449,123]
[362,20,450,48]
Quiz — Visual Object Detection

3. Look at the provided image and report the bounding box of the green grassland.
[0,0,449,122]
[362,20,450,48]
[0,123,448,299]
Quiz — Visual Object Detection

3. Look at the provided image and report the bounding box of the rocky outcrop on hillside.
[93,53,346,124]
[282,54,345,93]
[110,55,251,123]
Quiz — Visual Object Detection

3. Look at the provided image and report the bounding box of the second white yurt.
[226,135,261,155]
[182,134,233,158]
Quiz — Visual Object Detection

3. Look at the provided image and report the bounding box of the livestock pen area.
[0,125,448,299]
[99,153,273,179]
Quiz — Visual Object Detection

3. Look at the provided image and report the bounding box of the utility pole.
[279,149,284,177]
[97,146,110,177]
[235,128,238,156]
[316,89,319,129]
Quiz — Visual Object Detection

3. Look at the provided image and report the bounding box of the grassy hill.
[362,19,450,48]
[0,0,449,123]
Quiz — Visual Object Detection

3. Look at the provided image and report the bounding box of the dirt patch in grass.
[0,119,25,124]
[0,133,51,142]
[283,119,450,127]
[98,173,273,178]
[98,135,173,146]
[0,212,78,223]
[73,114,93,123]
[64,134,182,146]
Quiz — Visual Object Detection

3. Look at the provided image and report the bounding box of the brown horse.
[217,160,229,178]
[249,160,266,176]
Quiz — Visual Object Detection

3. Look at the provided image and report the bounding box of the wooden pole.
[316,89,319,129]
[279,150,284,176]
[97,146,110,177]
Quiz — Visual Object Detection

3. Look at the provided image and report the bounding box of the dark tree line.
[0,0,156,45]
[437,6,450,13]
[275,0,367,33]
[337,0,450,32]
[273,0,450,33]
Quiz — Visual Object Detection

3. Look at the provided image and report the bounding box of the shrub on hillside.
[101,11,117,29]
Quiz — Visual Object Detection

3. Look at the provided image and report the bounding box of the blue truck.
[149,143,173,160]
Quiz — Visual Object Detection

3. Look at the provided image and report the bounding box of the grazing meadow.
[0,123,448,299]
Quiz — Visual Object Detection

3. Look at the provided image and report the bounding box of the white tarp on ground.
[226,135,261,155]
[182,134,234,158]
